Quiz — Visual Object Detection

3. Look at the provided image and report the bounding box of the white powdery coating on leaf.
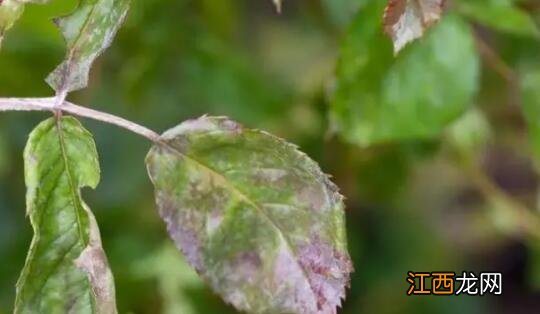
[75,204,117,314]
[162,115,241,140]
[147,116,353,314]
[391,5,424,53]
[75,246,116,314]
[253,168,288,182]
[205,209,223,235]
[220,251,264,309]
[384,0,444,53]
[273,242,319,313]
[297,238,353,313]
[46,0,130,93]
[156,191,205,272]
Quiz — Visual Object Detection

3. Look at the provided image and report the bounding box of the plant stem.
[463,157,540,240]
[474,36,517,84]
[0,97,160,142]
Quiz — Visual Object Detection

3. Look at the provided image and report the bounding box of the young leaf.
[331,0,479,147]
[46,0,130,94]
[0,0,48,49]
[16,117,116,313]
[146,116,352,314]
[383,0,445,53]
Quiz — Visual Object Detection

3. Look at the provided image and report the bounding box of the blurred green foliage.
[0,0,539,313]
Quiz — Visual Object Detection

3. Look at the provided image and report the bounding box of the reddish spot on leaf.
[383,0,445,53]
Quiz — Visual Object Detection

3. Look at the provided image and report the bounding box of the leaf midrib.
[58,1,100,92]
[55,118,88,246]
[15,119,91,312]
[160,142,320,308]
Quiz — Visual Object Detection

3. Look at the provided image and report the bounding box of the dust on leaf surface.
[146,116,353,314]
[16,117,116,314]
[46,0,130,94]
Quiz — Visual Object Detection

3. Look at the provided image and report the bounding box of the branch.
[474,36,518,84]
[0,97,161,142]
[463,158,540,240]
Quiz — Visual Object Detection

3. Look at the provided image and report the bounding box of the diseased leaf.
[0,0,23,47]
[331,0,479,147]
[146,116,352,314]
[383,0,445,53]
[46,0,130,94]
[0,0,48,48]
[16,117,116,314]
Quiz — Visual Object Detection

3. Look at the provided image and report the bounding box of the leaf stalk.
[0,97,160,142]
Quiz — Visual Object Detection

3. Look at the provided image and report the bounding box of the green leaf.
[321,0,360,28]
[330,1,479,147]
[456,0,539,37]
[383,0,445,53]
[16,117,116,314]
[0,0,48,48]
[46,0,131,94]
[146,116,352,314]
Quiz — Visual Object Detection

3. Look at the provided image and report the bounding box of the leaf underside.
[16,117,116,314]
[383,0,445,53]
[46,0,130,94]
[146,116,352,314]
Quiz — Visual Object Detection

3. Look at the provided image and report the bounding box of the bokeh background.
[0,0,540,313]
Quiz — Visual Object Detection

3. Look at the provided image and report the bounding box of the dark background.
[0,0,539,313]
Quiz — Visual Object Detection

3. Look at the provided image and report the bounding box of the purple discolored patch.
[297,237,353,313]
[157,193,204,272]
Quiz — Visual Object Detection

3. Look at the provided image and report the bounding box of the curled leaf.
[383,0,445,53]
[46,0,131,94]
[16,117,116,314]
[146,116,352,314]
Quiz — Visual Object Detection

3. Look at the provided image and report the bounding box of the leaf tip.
[383,0,444,55]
